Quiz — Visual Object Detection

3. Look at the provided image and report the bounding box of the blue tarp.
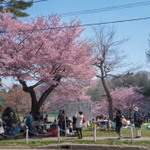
[5,128,21,135]
[146,125,150,129]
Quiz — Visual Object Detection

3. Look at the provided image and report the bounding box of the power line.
[1,16,150,34]
[38,16,150,30]
[59,0,150,17]
[23,0,150,21]
[76,16,150,28]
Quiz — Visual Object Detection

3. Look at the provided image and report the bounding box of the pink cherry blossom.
[0,13,95,114]
[92,86,144,116]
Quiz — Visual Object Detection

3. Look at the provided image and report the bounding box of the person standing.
[114,109,123,139]
[133,107,142,138]
[72,116,77,131]
[75,111,84,139]
[57,110,65,136]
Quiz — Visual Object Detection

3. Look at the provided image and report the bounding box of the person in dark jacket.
[72,116,77,131]
[133,107,142,138]
[26,112,33,131]
[57,110,65,135]
[114,109,123,139]
[3,112,15,134]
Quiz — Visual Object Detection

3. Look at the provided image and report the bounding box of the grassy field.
[0,125,149,146]
[82,125,150,137]
[72,139,150,146]
[0,139,150,146]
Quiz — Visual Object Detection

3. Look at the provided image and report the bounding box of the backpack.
[121,116,127,126]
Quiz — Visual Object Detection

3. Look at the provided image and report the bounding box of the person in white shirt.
[75,111,84,139]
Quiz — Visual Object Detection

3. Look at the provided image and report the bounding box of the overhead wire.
[1,0,150,19]
[74,16,150,28]
[1,0,150,21]
[22,0,150,21]
[55,0,150,17]
[0,1,150,33]
[1,16,150,34]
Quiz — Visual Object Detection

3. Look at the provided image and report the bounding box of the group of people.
[25,111,49,135]
[114,107,142,139]
[28,108,142,140]
[0,107,143,140]
[0,109,85,139]
[57,110,84,139]
[0,111,52,136]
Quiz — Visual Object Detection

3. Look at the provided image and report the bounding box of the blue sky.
[24,0,150,71]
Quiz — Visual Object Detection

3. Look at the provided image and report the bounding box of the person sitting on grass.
[26,112,34,136]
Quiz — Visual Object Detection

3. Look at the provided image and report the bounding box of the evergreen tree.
[0,0,33,17]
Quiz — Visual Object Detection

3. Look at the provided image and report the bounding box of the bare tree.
[93,26,127,120]
[146,35,150,61]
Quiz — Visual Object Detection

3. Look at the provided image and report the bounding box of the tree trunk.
[26,86,39,117]
[19,77,61,118]
[29,84,58,117]
[101,78,113,120]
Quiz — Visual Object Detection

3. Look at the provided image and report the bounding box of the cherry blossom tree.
[111,87,144,110]
[0,13,94,116]
[92,86,144,117]
[92,100,107,116]
[43,85,91,113]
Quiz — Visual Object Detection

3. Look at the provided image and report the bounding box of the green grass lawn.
[0,139,150,147]
[83,125,150,137]
[0,140,58,146]
[72,139,150,146]
[0,125,149,146]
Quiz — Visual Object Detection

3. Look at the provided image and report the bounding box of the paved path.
[28,136,150,141]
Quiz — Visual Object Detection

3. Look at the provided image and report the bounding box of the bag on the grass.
[47,128,58,136]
